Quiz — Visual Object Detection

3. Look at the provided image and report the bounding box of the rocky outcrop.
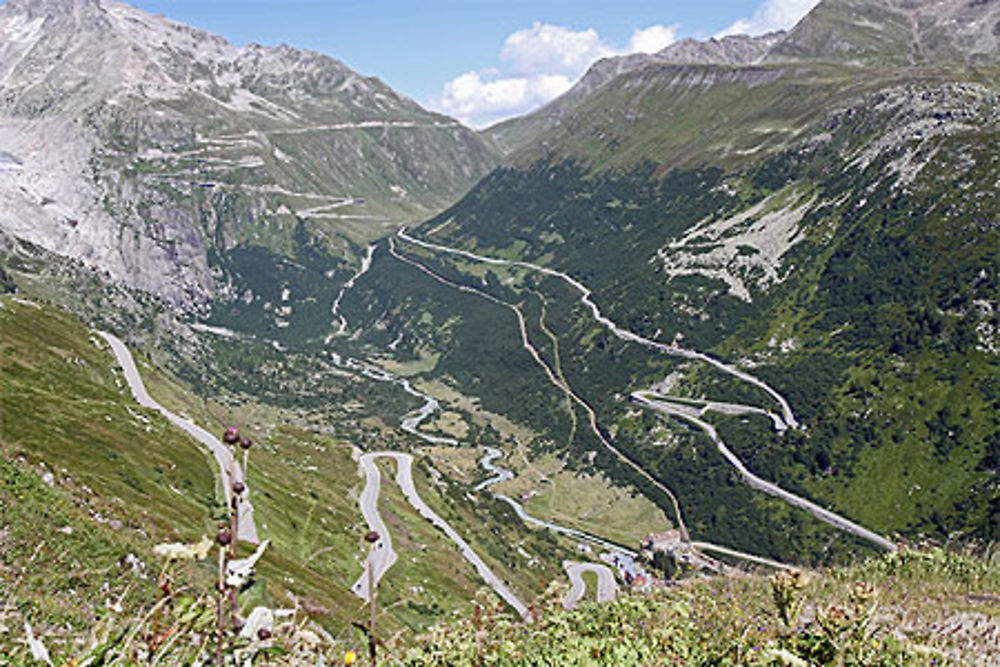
[767,0,1000,65]
[0,0,497,310]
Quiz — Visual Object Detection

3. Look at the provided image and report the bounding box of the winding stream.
[330,243,376,335]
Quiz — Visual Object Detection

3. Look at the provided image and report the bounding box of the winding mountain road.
[388,238,693,543]
[562,561,618,609]
[632,391,896,552]
[394,231,896,554]
[97,331,259,544]
[397,228,798,429]
[351,452,529,617]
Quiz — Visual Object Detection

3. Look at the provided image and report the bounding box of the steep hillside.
[485,31,784,156]
[407,548,1000,665]
[344,0,1000,559]
[0,295,577,660]
[0,0,497,312]
[768,0,1000,65]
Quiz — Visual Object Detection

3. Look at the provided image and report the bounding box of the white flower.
[152,535,213,562]
[24,621,52,666]
[239,607,274,640]
[226,540,270,588]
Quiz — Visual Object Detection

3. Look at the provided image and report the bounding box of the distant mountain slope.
[0,0,498,310]
[767,0,1000,65]
[485,32,785,156]
[487,0,1000,160]
[357,0,1000,552]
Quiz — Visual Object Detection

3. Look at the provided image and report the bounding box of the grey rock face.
[0,0,497,311]
[767,0,1000,64]
[654,33,787,65]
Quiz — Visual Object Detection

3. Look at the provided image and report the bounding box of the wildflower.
[851,581,877,604]
[152,535,213,561]
[223,427,240,445]
[227,540,270,588]
[240,607,275,641]
[24,621,52,666]
[345,650,358,665]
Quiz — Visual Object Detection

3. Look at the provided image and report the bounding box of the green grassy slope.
[0,295,578,661]
[406,547,1000,665]
[357,63,1000,557]
[0,296,218,648]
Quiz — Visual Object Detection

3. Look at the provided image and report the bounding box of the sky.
[54,0,821,127]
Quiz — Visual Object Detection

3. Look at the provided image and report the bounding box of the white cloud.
[436,71,574,129]
[628,25,678,55]
[430,22,677,128]
[500,22,614,77]
[717,0,820,37]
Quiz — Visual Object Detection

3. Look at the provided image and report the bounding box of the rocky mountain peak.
[0,0,496,311]
[767,0,1000,64]
[2,0,103,20]
[654,32,786,65]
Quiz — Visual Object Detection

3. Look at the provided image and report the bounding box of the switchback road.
[98,331,259,544]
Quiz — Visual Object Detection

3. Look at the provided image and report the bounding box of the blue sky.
[76,0,820,126]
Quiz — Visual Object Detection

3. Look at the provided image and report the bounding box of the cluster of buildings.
[598,550,654,590]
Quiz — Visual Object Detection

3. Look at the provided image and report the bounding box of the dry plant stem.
[229,456,240,553]
[147,583,195,666]
[150,563,174,652]
[120,591,174,659]
[368,548,377,665]
[228,458,240,630]
[242,449,250,488]
[150,625,186,667]
[216,546,226,666]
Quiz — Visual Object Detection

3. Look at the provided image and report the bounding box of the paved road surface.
[391,233,894,563]
[351,452,528,617]
[98,331,259,544]
[389,239,692,543]
[562,561,618,609]
[632,391,896,552]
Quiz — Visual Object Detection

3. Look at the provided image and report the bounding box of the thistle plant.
[770,569,810,631]
[220,426,254,639]
[364,529,380,665]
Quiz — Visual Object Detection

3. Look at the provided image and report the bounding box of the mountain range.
[353,0,1000,553]
[0,0,497,310]
[2,0,1000,659]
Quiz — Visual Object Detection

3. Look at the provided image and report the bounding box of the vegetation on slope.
[7,542,992,664]
[0,296,578,661]
[367,70,1000,556]
[405,548,1000,665]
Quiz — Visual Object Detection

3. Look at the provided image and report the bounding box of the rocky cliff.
[0,0,498,310]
